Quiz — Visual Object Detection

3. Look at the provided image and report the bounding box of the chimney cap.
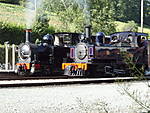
[85,25,92,28]
[25,29,32,32]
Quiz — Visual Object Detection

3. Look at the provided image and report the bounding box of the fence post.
[12,44,15,71]
[5,42,9,70]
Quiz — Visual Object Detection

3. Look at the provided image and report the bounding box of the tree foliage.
[43,0,85,32]
[90,0,116,34]
[112,0,150,26]
[43,0,116,34]
[33,14,55,36]
[0,22,24,44]
[144,0,150,26]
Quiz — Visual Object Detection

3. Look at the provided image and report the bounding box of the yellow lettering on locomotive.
[62,63,87,70]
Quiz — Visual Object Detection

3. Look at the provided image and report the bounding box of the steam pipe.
[25,29,32,42]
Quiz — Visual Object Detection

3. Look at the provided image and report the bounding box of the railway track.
[0,73,149,87]
[0,73,68,80]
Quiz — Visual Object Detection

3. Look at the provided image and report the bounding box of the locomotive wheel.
[15,65,29,76]
[43,70,51,76]
[75,68,85,76]
[64,65,86,77]
[17,71,28,76]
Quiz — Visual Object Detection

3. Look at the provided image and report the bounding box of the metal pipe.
[85,25,91,39]
[25,29,32,42]
[141,0,143,32]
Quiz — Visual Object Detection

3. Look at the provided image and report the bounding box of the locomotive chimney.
[85,25,91,39]
[25,29,32,42]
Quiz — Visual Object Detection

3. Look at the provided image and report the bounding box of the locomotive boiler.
[62,26,149,77]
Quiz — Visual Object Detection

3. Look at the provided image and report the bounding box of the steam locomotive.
[15,29,81,75]
[62,26,149,77]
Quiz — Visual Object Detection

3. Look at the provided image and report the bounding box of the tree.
[111,0,126,21]
[58,6,84,32]
[144,0,150,26]
[90,0,116,34]
[32,14,55,39]
[43,0,116,34]
[112,0,150,26]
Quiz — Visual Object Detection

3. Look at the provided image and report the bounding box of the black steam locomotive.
[15,29,81,75]
[62,26,149,77]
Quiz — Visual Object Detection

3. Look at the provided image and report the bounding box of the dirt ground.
[0,81,149,113]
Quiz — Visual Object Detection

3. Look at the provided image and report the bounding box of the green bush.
[0,0,26,5]
[0,21,56,44]
[0,47,5,64]
[0,0,20,4]
[18,0,26,6]
[0,22,24,44]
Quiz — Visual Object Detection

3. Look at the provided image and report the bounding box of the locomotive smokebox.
[25,29,32,42]
[85,25,91,39]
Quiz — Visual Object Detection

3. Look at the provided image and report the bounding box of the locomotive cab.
[53,32,80,47]
[52,33,81,74]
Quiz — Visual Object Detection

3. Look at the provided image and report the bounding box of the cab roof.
[110,31,148,37]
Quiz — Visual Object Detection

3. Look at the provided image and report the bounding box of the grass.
[115,21,150,35]
[0,2,25,26]
[0,44,4,48]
